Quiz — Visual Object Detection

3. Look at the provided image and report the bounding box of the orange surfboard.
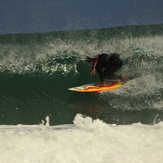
[68,79,131,92]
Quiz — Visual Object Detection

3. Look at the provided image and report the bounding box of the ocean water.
[0,24,163,162]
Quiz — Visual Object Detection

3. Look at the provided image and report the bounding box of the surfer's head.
[86,56,93,63]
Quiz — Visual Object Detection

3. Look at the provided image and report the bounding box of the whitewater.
[0,24,163,162]
[1,114,163,163]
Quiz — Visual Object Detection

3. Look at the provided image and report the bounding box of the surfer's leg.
[96,64,105,81]
[103,65,122,80]
[95,63,106,86]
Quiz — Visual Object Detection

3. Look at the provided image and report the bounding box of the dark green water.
[0,24,163,125]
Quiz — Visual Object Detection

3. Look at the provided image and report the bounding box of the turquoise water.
[0,24,163,125]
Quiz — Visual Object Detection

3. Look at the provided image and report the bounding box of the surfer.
[86,53,125,86]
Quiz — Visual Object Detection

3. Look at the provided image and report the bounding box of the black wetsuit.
[96,53,123,81]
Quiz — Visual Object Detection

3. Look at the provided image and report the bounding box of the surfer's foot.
[119,75,127,81]
[95,81,106,86]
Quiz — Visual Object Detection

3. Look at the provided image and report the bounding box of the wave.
[0,24,163,125]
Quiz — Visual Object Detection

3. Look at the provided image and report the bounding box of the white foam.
[0,114,163,163]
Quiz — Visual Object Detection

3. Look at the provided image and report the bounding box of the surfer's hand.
[91,68,95,75]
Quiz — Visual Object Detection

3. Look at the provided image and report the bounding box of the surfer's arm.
[91,57,99,75]
[92,57,99,68]
[91,67,96,75]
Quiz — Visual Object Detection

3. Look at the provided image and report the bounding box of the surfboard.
[68,78,132,92]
